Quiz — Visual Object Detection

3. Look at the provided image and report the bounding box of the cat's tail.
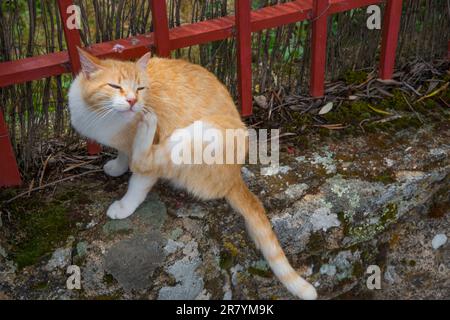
[226,178,317,300]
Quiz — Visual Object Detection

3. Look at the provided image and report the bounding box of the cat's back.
[146,58,238,114]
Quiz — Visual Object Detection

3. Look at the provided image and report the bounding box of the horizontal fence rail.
[1,0,408,187]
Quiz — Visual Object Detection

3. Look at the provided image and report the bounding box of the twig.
[402,93,424,124]
[39,155,52,187]
[4,170,103,204]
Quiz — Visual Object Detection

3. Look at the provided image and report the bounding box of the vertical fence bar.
[235,0,253,116]
[379,0,403,79]
[57,0,101,155]
[310,0,329,97]
[150,0,171,57]
[0,110,21,187]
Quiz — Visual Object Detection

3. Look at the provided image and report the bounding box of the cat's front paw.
[106,200,135,220]
[104,158,128,177]
[136,111,157,143]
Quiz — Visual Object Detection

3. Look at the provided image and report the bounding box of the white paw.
[106,200,135,220]
[104,159,128,177]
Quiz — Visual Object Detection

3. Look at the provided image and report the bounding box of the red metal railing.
[0,0,405,187]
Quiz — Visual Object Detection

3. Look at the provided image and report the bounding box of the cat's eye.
[137,86,147,91]
[107,83,122,90]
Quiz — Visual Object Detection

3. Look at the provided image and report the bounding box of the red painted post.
[235,0,253,116]
[379,0,403,79]
[310,0,329,97]
[0,110,21,187]
[150,0,171,57]
[57,0,101,155]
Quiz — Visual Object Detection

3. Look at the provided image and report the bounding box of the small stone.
[169,228,183,240]
[86,220,97,229]
[384,265,399,284]
[0,246,7,258]
[76,242,88,257]
[254,95,268,109]
[45,248,71,271]
[384,158,394,167]
[176,204,206,219]
[280,183,309,200]
[320,264,337,276]
[261,165,291,176]
[241,167,255,182]
[431,234,447,250]
[164,239,184,254]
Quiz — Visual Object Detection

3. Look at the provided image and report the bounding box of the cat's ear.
[136,52,151,70]
[77,47,103,78]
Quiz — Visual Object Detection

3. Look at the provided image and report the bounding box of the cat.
[68,48,317,300]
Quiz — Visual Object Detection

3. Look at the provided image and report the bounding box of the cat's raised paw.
[106,200,134,220]
[104,158,129,177]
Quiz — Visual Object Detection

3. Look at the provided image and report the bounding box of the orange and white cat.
[68,48,317,300]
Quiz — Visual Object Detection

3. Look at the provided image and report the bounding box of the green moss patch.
[12,202,73,269]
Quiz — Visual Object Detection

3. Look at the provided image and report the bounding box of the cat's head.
[76,48,151,117]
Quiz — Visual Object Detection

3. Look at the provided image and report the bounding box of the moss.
[32,281,49,290]
[56,189,91,204]
[219,250,234,270]
[371,170,396,184]
[223,241,239,258]
[365,115,422,133]
[103,273,118,286]
[408,260,417,267]
[12,203,73,269]
[344,203,398,243]
[248,266,272,278]
[306,232,327,253]
[352,261,364,278]
[378,88,408,111]
[380,203,397,225]
[343,70,368,85]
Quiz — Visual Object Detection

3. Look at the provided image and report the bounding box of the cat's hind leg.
[107,173,157,220]
[104,151,129,177]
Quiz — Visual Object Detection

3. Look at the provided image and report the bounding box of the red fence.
[0,0,405,187]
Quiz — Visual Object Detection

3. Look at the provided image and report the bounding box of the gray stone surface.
[1,125,449,300]
[104,232,165,292]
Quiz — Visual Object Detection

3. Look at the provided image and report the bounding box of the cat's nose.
[126,98,137,107]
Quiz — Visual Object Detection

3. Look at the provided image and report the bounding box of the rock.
[241,167,255,183]
[104,232,165,291]
[76,242,88,257]
[102,220,132,235]
[176,204,206,219]
[272,196,340,254]
[0,245,7,258]
[157,258,204,300]
[311,150,336,174]
[45,248,71,271]
[261,165,291,176]
[158,241,204,300]
[254,95,268,109]
[320,264,337,277]
[384,265,400,284]
[164,239,184,254]
[134,194,168,229]
[276,183,308,200]
[169,228,183,240]
[431,234,447,250]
